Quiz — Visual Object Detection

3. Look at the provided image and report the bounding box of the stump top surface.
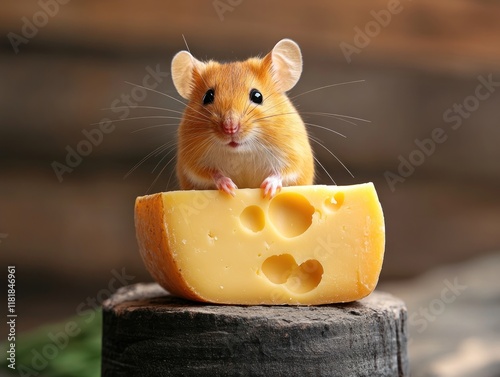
[104,283,406,321]
[102,283,409,376]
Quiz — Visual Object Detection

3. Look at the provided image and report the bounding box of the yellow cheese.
[135,183,385,305]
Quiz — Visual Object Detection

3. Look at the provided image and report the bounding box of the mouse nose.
[222,117,240,135]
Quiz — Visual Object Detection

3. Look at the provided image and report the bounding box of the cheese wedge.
[135,183,385,305]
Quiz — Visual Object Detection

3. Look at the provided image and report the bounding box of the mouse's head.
[171,39,303,152]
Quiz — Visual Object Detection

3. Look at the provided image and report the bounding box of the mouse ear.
[268,39,303,92]
[171,51,205,99]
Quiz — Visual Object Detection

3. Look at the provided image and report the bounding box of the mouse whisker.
[304,123,346,138]
[247,80,368,129]
[289,80,366,101]
[104,104,212,124]
[248,80,367,124]
[251,130,286,169]
[309,136,354,178]
[245,103,261,121]
[245,91,283,121]
[251,112,299,123]
[101,105,185,116]
[179,135,215,159]
[302,111,370,124]
[181,115,214,124]
[165,157,178,191]
[90,115,184,127]
[124,81,212,123]
[125,142,174,179]
[132,123,180,133]
[124,81,186,104]
[245,88,280,117]
[242,76,257,116]
[305,114,357,127]
[146,152,177,194]
[152,147,176,173]
[313,155,336,185]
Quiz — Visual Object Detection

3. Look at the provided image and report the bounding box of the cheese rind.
[135,183,385,305]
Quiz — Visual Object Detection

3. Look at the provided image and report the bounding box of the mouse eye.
[249,89,263,105]
[203,89,215,105]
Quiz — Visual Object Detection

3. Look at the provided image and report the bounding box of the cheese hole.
[269,193,314,238]
[261,254,296,284]
[262,255,324,293]
[324,192,345,212]
[240,205,265,232]
[286,259,324,294]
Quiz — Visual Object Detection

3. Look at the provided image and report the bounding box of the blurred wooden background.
[0,0,499,333]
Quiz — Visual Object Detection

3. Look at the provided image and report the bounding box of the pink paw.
[260,175,282,199]
[214,173,237,196]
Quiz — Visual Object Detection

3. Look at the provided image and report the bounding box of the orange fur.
[175,45,314,191]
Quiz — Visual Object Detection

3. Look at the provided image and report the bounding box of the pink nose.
[222,118,240,134]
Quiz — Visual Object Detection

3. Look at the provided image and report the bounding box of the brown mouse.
[171,38,314,198]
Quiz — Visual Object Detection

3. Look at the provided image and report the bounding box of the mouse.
[171,38,314,198]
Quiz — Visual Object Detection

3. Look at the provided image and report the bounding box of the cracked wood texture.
[101,283,409,376]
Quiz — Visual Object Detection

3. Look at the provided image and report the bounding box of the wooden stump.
[101,283,409,377]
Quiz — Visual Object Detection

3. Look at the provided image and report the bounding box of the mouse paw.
[261,175,282,199]
[214,173,237,196]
